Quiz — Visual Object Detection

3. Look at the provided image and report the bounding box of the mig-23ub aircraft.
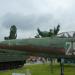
[0,31,75,70]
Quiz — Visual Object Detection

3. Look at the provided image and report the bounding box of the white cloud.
[0,0,75,40]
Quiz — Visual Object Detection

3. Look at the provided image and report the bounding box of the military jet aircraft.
[0,31,75,70]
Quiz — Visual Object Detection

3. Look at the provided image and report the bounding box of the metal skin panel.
[0,49,27,62]
[0,37,75,62]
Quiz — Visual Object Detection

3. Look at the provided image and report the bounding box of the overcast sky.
[0,0,75,40]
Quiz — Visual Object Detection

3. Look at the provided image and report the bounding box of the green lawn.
[0,63,75,75]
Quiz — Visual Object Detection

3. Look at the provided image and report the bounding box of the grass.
[0,63,75,75]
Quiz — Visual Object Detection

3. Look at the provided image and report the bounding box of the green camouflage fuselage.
[0,37,75,62]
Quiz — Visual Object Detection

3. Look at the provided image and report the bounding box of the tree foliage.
[4,25,17,40]
[37,28,49,37]
[54,24,60,35]
[36,25,60,38]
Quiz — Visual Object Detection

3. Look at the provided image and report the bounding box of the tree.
[36,25,60,38]
[54,24,60,35]
[48,29,53,37]
[4,25,17,40]
[37,28,49,37]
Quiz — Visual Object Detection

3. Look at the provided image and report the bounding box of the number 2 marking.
[66,42,72,55]
[66,42,75,55]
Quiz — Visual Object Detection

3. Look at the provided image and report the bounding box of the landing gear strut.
[60,58,64,75]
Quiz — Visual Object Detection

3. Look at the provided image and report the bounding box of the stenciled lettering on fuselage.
[66,42,75,55]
